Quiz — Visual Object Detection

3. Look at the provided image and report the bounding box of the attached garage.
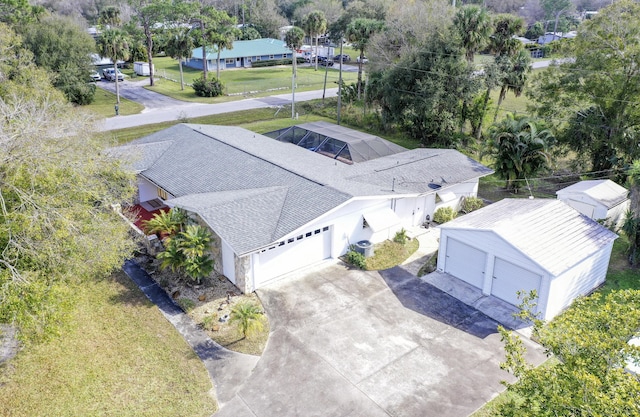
[437,199,618,321]
[556,179,629,228]
[253,226,332,289]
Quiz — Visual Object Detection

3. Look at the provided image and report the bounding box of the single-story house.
[186,38,293,71]
[437,198,618,321]
[537,31,577,45]
[113,122,493,293]
[556,179,629,227]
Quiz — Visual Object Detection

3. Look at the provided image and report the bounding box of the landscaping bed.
[135,252,269,356]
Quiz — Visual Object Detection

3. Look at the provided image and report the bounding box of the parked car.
[103,68,124,81]
[356,56,369,64]
[318,56,334,67]
[89,71,101,82]
[333,54,351,63]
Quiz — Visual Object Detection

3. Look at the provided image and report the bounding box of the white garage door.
[491,258,542,307]
[444,239,486,288]
[255,226,331,288]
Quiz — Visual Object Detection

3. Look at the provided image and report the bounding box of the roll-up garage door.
[444,239,487,288]
[491,258,542,307]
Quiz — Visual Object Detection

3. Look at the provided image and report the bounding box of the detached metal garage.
[437,199,618,321]
[556,179,629,227]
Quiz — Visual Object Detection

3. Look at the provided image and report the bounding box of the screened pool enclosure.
[264,121,406,164]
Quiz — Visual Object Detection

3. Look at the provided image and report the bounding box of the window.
[269,54,274,59]
[256,56,261,61]
[225,58,234,64]
[157,188,168,200]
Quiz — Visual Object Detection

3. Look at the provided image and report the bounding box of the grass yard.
[88,85,144,118]
[148,56,359,103]
[101,107,336,145]
[366,238,420,270]
[0,271,217,417]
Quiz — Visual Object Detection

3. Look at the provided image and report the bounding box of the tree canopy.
[0,23,137,343]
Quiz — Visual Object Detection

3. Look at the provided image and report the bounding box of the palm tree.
[303,10,327,71]
[165,28,194,90]
[285,26,305,119]
[142,208,187,238]
[493,48,531,122]
[178,224,214,283]
[97,28,130,104]
[98,6,121,28]
[453,5,492,64]
[229,302,264,339]
[485,114,555,191]
[211,21,240,80]
[346,18,384,99]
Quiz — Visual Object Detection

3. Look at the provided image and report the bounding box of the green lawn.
[0,271,217,417]
[147,56,359,103]
[89,85,144,118]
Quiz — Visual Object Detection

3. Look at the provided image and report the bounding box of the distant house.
[186,38,293,71]
[537,31,577,45]
[113,122,493,294]
[556,179,629,227]
[437,199,617,321]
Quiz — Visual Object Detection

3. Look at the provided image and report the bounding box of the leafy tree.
[485,114,555,190]
[229,302,264,339]
[0,0,44,24]
[21,15,98,105]
[524,21,544,40]
[540,0,573,34]
[240,26,260,40]
[97,28,131,104]
[303,10,327,71]
[529,1,640,172]
[165,27,195,90]
[623,160,640,266]
[498,290,640,417]
[195,6,237,81]
[370,34,479,147]
[346,17,384,99]
[453,4,492,63]
[0,23,137,343]
[493,48,531,121]
[128,0,173,87]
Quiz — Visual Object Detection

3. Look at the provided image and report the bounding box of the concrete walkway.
[122,260,259,405]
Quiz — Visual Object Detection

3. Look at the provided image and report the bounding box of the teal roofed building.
[187,38,293,71]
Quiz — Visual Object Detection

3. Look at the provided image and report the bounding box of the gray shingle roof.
[441,199,618,276]
[123,124,492,254]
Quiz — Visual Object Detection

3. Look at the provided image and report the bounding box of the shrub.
[461,196,484,214]
[192,75,223,97]
[346,246,367,269]
[177,297,195,312]
[202,313,218,330]
[433,207,457,224]
[393,228,408,245]
[250,58,303,68]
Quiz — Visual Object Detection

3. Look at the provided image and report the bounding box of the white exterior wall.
[437,228,551,316]
[545,242,613,320]
[138,177,158,202]
[607,200,630,228]
[435,181,481,212]
[221,239,236,285]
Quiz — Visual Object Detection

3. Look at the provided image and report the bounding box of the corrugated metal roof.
[191,38,291,61]
[441,199,618,276]
[556,179,628,209]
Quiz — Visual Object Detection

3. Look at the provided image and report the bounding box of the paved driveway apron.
[218,263,544,417]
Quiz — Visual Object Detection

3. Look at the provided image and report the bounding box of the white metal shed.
[437,199,618,321]
[556,179,629,227]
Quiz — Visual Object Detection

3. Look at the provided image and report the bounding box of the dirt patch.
[134,252,269,356]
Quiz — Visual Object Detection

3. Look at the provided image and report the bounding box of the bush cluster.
[251,58,304,68]
[393,228,408,245]
[461,196,484,214]
[433,206,457,224]
[192,76,223,97]
[346,246,367,269]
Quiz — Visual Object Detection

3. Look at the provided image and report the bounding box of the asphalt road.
[98,77,339,131]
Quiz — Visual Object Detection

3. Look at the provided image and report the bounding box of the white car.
[89,71,101,82]
[356,56,369,64]
[103,68,125,81]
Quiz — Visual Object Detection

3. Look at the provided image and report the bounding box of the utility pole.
[337,38,343,125]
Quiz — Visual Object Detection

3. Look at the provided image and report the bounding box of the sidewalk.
[122,260,259,406]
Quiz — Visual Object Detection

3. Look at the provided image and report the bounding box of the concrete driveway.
[217,263,545,417]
